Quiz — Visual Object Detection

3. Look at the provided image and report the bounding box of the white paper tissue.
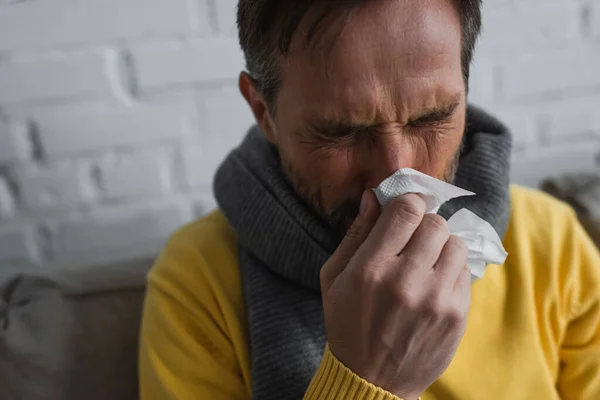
[373,168,508,280]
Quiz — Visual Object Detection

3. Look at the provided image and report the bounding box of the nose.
[362,133,416,190]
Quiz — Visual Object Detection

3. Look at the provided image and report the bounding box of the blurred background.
[0,0,598,269]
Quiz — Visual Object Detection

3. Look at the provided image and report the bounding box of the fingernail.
[360,191,369,215]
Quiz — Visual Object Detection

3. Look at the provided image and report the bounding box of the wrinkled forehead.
[277,0,464,125]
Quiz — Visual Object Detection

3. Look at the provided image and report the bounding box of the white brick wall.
[0,119,30,164]
[98,148,174,199]
[215,0,239,36]
[33,98,196,157]
[49,201,192,265]
[132,38,244,89]
[0,0,201,51]
[0,177,15,217]
[478,2,581,53]
[0,224,40,264]
[13,161,96,210]
[0,0,599,268]
[593,2,600,37]
[0,50,118,104]
[510,143,600,189]
[501,49,600,99]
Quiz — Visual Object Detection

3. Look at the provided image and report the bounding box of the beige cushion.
[0,257,153,400]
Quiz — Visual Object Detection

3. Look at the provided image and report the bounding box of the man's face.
[252,0,466,233]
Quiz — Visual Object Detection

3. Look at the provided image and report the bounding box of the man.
[139,0,600,399]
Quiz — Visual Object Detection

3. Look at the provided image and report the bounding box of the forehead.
[277,0,464,125]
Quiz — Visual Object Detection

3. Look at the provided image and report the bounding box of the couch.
[0,258,153,400]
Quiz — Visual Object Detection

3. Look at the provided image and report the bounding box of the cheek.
[304,147,358,193]
[424,129,464,176]
[279,129,359,197]
[288,144,362,213]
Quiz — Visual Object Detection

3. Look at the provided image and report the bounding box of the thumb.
[320,190,380,292]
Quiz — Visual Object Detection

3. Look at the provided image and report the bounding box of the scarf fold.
[214,105,512,400]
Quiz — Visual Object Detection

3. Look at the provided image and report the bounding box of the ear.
[239,72,277,144]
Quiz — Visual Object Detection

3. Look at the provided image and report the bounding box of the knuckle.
[446,235,469,258]
[446,306,466,327]
[356,264,383,287]
[423,214,449,235]
[389,195,425,226]
[319,260,339,289]
[395,286,420,309]
[345,225,362,241]
[345,219,365,240]
[423,294,445,316]
[398,253,420,273]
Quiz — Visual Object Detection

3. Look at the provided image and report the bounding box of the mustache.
[326,196,362,233]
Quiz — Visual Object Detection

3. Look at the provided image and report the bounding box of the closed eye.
[309,122,373,141]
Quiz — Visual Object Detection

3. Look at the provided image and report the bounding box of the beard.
[281,147,461,237]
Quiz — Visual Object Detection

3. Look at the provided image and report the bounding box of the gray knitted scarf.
[214,106,512,400]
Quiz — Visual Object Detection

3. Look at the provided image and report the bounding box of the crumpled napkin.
[373,168,508,280]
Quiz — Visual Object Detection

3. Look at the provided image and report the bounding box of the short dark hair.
[238,0,482,108]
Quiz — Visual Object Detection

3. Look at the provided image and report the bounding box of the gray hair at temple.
[237,0,483,109]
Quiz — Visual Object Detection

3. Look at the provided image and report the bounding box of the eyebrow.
[309,95,463,138]
[408,96,462,125]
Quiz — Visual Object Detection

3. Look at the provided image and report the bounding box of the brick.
[133,38,245,89]
[0,0,201,51]
[591,2,600,38]
[478,3,580,54]
[199,86,255,139]
[0,120,31,164]
[0,224,39,264]
[0,176,15,217]
[14,161,95,210]
[184,88,254,188]
[215,0,239,35]
[489,95,600,147]
[181,144,225,189]
[98,150,173,199]
[510,144,600,188]
[53,202,191,263]
[34,100,195,157]
[468,58,496,107]
[501,49,600,98]
[542,107,598,141]
[0,51,116,104]
[492,109,537,149]
[190,0,214,33]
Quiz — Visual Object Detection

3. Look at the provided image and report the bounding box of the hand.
[320,191,471,400]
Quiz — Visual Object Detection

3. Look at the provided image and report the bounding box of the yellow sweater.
[139,186,600,399]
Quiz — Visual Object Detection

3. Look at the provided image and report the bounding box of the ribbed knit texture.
[305,346,406,400]
[213,105,512,400]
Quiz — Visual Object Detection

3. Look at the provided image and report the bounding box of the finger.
[396,214,450,278]
[453,265,472,315]
[360,193,426,260]
[434,235,469,287]
[321,190,380,292]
